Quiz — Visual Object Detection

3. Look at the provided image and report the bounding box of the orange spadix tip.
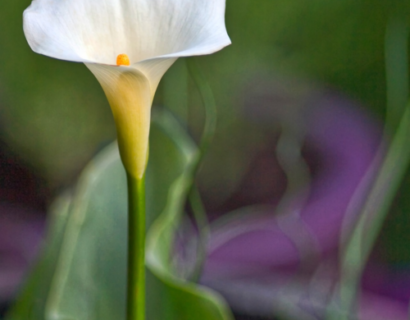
[116,54,130,66]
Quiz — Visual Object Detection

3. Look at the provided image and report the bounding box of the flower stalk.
[126,173,146,320]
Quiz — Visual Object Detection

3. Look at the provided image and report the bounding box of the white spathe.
[24,0,231,178]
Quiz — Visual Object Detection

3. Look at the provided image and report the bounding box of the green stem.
[330,101,410,320]
[188,185,210,282]
[186,58,217,156]
[126,173,146,320]
[185,58,217,282]
[385,14,409,131]
[326,15,410,320]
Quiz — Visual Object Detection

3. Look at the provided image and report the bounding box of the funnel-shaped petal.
[23,0,231,177]
[86,64,154,177]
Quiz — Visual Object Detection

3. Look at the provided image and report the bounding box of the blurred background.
[2,0,410,319]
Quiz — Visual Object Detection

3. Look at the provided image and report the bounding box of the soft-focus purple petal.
[203,92,383,279]
[0,203,45,301]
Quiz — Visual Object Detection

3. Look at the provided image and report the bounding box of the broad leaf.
[7,109,233,320]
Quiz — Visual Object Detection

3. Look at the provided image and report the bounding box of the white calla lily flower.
[23,0,231,178]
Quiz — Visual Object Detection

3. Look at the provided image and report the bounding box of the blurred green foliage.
[1,0,410,263]
[0,0,407,185]
[7,111,233,320]
[0,0,115,187]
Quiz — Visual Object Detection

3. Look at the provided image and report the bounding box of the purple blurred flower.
[200,88,409,319]
[0,148,46,308]
[0,204,45,305]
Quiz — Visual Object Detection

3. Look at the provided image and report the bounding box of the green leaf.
[7,109,233,320]
[146,111,233,320]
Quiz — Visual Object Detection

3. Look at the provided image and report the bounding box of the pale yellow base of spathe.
[87,64,153,179]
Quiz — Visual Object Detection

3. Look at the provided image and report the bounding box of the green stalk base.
[126,173,146,320]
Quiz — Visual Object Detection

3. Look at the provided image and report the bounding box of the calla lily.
[23,0,231,178]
